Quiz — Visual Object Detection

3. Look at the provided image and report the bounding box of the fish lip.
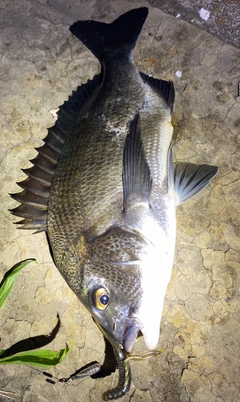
[122,317,141,353]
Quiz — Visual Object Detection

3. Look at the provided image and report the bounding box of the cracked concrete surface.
[1,0,240,401]
[147,0,240,49]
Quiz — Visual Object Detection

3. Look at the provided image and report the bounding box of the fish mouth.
[122,316,160,353]
[94,315,140,354]
[122,320,141,353]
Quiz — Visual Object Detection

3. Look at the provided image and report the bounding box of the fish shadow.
[91,337,116,378]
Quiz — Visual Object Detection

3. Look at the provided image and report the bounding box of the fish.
[10,6,218,393]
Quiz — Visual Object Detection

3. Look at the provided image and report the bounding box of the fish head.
[64,227,171,353]
[80,260,143,353]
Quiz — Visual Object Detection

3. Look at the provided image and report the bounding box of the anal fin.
[140,72,175,112]
[174,161,218,205]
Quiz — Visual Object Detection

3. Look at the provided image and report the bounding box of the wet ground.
[1,0,240,401]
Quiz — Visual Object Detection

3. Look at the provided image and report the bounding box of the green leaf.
[0,259,37,307]
[0,260,74,368]
[0,342,73,367]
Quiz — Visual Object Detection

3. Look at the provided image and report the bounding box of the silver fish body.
[11,8,218,355]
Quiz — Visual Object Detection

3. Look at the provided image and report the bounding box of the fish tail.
[69,7,148,63]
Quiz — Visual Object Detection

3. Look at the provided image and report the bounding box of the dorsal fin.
[123,114,152,212]
[10,73,101,232]
[140,72,175,112]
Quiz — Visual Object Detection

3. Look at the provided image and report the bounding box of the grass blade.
[0,259,37,307]
[0,260,73,368]
[0,343,72,367]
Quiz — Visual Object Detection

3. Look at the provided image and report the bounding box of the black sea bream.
[11,7,218,399]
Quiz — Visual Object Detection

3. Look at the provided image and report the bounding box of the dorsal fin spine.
[35,145,59,164]
[22,167,52,186]
[17,178,49,198]
[10,73,102,231]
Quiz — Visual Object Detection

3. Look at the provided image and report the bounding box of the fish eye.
[92,287,110,310]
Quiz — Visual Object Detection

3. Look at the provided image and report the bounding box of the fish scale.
[49,124,125,235]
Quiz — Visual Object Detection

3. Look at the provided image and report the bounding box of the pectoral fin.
[173,161,218,205]
[122,114,152,211]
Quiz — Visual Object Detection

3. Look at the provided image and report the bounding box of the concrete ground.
[147,0,240,49]
[1,0,240,401]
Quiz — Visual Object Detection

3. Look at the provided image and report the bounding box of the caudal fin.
[69,8,148,63]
